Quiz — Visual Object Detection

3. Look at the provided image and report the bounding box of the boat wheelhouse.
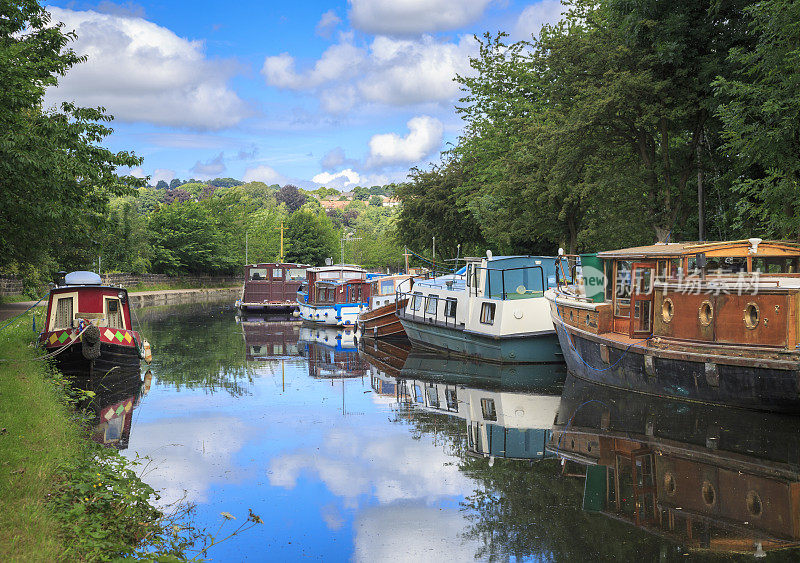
[236,262,309,312]
[357,273,418,339]
[396,253,561,363]
[545,239,800,412]
[296,265,370,326]
[39,271,150,379]
[549,375,800,556]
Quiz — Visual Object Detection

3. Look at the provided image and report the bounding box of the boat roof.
[597,240,800,259]
[245,262,308,268]
[308,264,365,272]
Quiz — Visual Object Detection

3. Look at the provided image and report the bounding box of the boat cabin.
[240,262,309,309]
[560,240,800,348]
[300,265,368,305]
[44,271,132,333]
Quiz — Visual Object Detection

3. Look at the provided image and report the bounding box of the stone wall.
[0,274,242,296]
[128,288,240,309]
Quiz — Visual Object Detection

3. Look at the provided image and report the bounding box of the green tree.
[284,210,338,266]
[0,0,145,284]
[714,0,800,239]
[368,195,383,207]
[275,184,307,212]
[352,186,369,200]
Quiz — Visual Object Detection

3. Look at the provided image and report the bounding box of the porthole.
[746,490,763,517]
[662,297,674,323]
[663,472,676,496]
[744,302,760,330]
[701,480,716,507]
[698,300,714,326]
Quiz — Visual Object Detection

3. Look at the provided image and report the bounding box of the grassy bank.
[0,317,82,560]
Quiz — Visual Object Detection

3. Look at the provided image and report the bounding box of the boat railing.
[470,264,546,300]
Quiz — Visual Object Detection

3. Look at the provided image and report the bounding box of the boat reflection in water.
[549,375,800,557]
[72,366,150,449]
[299,325,368,379]
[237,313,301,360]
[361,340,565,462]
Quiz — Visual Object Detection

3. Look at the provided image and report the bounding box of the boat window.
[480,302,496,325]
[272,268,283,279]
[54,296,74,329]
[480,398,497,421]
[287,268,307,280]
[250,268,268,280]
[319,271,339,280]
[444,298,457,318]
[604,261,613,301]
[614,261,632,317]
[425,295,438,315]
[445,388,458,411]
[380,279,395,295]
[752,257,798,274]
[343,271,363,280]
[426,386,439,408]
[105,298,124,329]
[414,385,424,403]
[410,292,423,311]
[668,258,683,278]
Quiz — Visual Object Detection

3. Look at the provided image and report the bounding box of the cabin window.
[343,271,362,280]
[668,258,683,278]
[105,298,124,329]
[445,388,458,411]
[480,398,497,421]
[410,292,423,311]
[604,261,613,301]
[614,261,632,317]
[250,268,268,280]
[54,296,74,329]
[425,295,438,315]
[444,298,457,318]
[272,268,283,279]
[380,279,395,295]
[414,385,424,403]
[480,302,496,325]
[753,257,797,274]
[287,268,306,280]
[426,386,439,408]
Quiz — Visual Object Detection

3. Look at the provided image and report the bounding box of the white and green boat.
[397,253,562,363]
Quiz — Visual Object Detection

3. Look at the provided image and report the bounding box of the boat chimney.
[748,238,762,254]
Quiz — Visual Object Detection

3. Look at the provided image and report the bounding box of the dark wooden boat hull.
[554,317,800,413]
[239,302,298,312]
[358,299,407,338]
[51,341,141,379]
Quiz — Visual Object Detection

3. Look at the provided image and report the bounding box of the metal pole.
[245,231,248,265]
[404,246,410,274]
[432,237,436,275]
[280,221,284,262]
[697,134,705,242]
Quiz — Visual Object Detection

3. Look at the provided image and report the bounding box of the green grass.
[127,281,240,292]
[0,293,43,304]
[0,317,82,561]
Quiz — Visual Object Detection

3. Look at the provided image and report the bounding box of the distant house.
[382,196,401,208]
[320,199,351,211]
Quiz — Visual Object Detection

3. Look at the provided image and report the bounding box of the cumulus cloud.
[45,7,249,130]
[95,0,146,18]
[320,146,359,171]
[349,0,491,35]
[262,34,476,112]
[513,0,567,40]
[152,168,175,184]
[243,165,286,184]
[190,152,226,177]
[367,116,443,167]
[315,9,341,38]
[312,168,361,189]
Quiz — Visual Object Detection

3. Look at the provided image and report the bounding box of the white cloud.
[45,7,249,130]
[353,505,484,563]
[152,168,175,184]
[315,9,341,38]
[243,165,286,184]
[320,147,347,170]
[190,152,226,178]
[312,168,361,189]
[513,0,566,40]
[349,0,492,35]
[262,34,477,111]
[367,116,443,167]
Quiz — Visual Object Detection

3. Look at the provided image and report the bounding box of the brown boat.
[358,274,416,339]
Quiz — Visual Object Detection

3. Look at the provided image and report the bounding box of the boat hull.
[50,341,141,379]
[238,301,298,313]
[399,316,561,364]
[297,301,364,327]
[357,299,407,338]
[553,316,800,413]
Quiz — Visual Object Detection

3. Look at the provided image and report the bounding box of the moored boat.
[357,273,418,338]
[545,239,800,412]
[39,271,151,379]
[296,264,370,326]
[236,262,309,312]
[397,253,562,363]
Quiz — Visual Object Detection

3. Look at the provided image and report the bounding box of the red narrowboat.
[236,263,310,312]
[39,271,151,379]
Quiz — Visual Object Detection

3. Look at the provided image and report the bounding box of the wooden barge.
[236,262,309,312]
[546,240,800,412]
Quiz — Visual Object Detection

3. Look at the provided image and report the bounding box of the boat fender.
[142,340,153,364]
[81,324,102,360]
[292,310,300,317]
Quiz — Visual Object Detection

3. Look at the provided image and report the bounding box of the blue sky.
[45,0,564,189]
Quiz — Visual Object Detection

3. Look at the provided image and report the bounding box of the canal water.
[91,302,800,561]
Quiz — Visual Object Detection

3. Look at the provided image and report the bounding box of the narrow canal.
[92,302,800,561]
